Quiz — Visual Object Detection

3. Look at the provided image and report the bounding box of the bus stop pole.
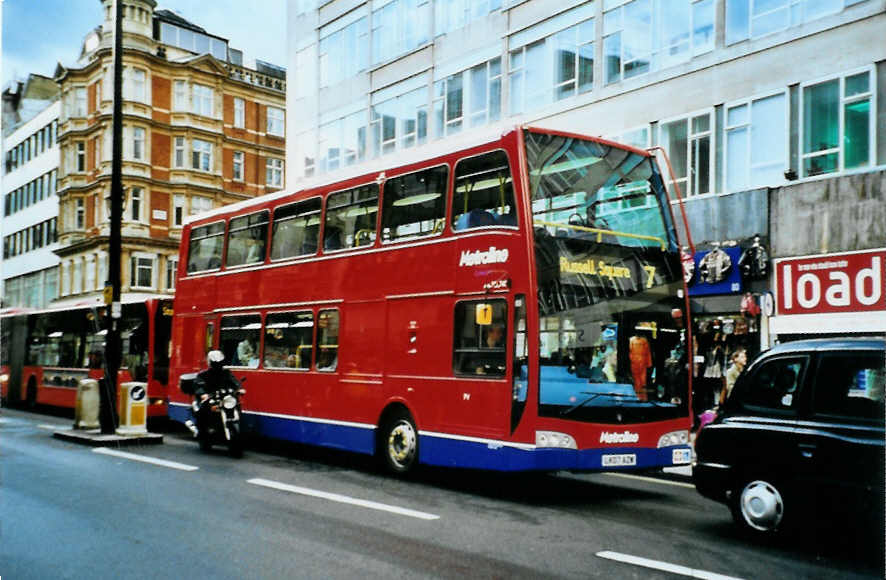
[100,0,124,434]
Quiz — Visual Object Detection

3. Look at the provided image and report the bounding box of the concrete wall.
[770,169,886,258]
[675,189,769,248]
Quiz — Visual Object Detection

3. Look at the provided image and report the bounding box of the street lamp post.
[100,0,124,433]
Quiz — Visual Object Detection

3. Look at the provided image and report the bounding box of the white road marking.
[596,551,745,580]
[93,447,199,471]
[604,472,695,489]
[248,477,440,521]
[38,424,66,430]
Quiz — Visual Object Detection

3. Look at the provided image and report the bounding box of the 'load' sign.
[775,249,885,315]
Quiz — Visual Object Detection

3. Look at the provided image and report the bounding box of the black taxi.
[693,337,885,535]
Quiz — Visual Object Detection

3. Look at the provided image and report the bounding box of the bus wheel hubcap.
[388,421,416,467]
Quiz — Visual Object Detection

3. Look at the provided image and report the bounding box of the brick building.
[53,0,286,303]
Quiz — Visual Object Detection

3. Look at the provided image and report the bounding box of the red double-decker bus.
[1,297,173,416]
[169,126,694,473]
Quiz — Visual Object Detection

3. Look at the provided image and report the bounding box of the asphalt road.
[1,407,883,579]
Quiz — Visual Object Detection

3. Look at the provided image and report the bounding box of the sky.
[1,0,287,90]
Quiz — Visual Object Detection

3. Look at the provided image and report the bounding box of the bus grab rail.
[533,220,667,250]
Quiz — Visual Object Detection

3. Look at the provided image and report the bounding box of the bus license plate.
[672,449,692,464]
[602,453,637,467]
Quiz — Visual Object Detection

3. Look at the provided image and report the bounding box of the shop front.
[769,248,886,342]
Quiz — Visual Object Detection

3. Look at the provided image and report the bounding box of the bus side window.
[452,150,516,230]
[316,310,339,372]
[271,198,321,260]
[226,210,269,268]
[453,299,507,377]
[325,185,378,251]
[381,165,448,242]
[264,311,313,370]
[187,221,225,273]
[219,314,262,368]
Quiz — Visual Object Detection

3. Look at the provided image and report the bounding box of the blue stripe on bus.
[169,404,689,472]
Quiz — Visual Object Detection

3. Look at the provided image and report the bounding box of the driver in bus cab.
[475,323,505,375]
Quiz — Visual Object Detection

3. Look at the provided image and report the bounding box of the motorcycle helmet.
[207,349,225,371]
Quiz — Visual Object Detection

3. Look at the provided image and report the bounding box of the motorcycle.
[183,378,246,457]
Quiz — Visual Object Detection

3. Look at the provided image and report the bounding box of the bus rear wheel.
[379,410,418,475]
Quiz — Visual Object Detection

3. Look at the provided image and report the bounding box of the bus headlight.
[657,430,689,448]
[536,431,577,449]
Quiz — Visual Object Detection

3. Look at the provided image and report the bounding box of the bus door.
[2,315,28,403]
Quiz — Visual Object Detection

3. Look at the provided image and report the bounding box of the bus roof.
[184,124,653,227]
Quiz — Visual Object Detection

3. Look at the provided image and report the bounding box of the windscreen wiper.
[560,391,632,416]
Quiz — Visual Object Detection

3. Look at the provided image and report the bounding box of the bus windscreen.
[525,130,688,424]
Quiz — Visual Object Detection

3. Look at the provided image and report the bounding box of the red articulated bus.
[168,126,694,473]
[1,297,173,416]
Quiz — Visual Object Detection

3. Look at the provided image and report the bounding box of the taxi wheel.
[730,477,788,536]
[379,410,418,475]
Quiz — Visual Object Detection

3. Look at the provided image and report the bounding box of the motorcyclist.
[186,350,243,436]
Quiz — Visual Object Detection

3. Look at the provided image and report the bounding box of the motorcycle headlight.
[222,395,237,410]
[657,430,689,448]
[0,373,9,383]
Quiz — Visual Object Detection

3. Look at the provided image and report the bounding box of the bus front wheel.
[379,410,418,475]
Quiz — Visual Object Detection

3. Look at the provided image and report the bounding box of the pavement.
[52,426,163,447]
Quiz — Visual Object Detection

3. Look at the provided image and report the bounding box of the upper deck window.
[271,198,321,260]
[187,221,225,273]
[381,165,448,242]
[452,150,517,230]
[325,185,379,251]
[226,211,269,268]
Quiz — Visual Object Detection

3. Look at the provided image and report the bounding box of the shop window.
[453,299,508,377]
[452,150,517,230]
[271,197,321,260]
[324,184,378,250]
[186,221,225,273]
[316,310,339,371]
[264,311,314,370]
[381,165,448,242]
[220,314,262,368]
[226,210,269,267]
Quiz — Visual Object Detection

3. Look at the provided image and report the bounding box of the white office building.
[1,98,61,309]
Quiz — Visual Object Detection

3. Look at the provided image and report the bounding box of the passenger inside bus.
[324,226,343,251]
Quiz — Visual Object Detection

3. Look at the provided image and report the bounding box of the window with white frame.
[74,87,87,117]
[266,158,284,188]
[725,91,787,191]
[371,84,428,157]
[611,126,651,149]
[191,83,214,117]
[509,5,595,116]
[131,127,145,161]
[371,0,430,65]
[318,109,367,173]
[725,0,864,44]
[75,198,86,229]
[302,130,317,178]
[434,0,501,36]
[72,259,82,294]
[166,256,178,290]
[659,111,713,197]
[190,195,213,216]
[173,194,185,226]
[319,13,369,88]
[60,261,70,296]
[192,139,213,171]
[130,253,155,289]
[174,136,186,168]
[85,255,96,292]
[266,107,285,137]
[604,0,714,85]
[173,80,188,111]
[76,141,86,172]
[233,97,245,128]
[801,68,874,178]
[124,68,147,103]
[130,187,144,222]
[233,151,244,181]
[436,58,501,136]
